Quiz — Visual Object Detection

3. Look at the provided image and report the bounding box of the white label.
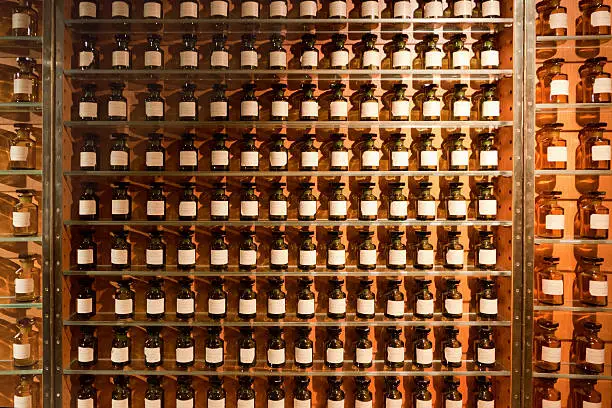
[268,298,286,314]
[451,150,470,166]
[115,298,133,314]
[209,399,225,408]
[446,249,464,265]
[545,214,564,230]
[591,10,611,27]
[394,0,410,16]
[238,400,255,408]
[363,50,380,67]
[180,2,198,17]
[583,402,602,408]
[240,347,255,363]
[146,249,163,265]
[330,100,348,118]
[425,50,444,68]
[211,51,228,68]
[211,150,229,166]
[211,201,229,216]
[360,200,378,216]
[211,0,228,16]
[302,50,318,67]
[357,298,375,315]
[241,201,258,217]
[480,150,498,166]
[294,399,310,408]
[178,249,196,265]
[146,101,164,117]
[479,199,497,216]
[295,347,313,364]
[326,347,344,364]
[10,146,28,162]
[108,101,126,118]
[361,0,378,16]
[177,298,194,314]
[586,348,605,364]
[78,51,93,68]
[241,101,258,117]
[180,51,198,67]
[448,199,467,214]
[542,279,564,295]
[268,348,285,364]
[391,151,409,168]
[111,249,128,265]
[550,79,569,96]
[329,200,347,216]
[78,347,94,362]
[389,249,406,265]
[482,0,500,16]
[147,298,164,314]
[453,100,471,117]
[241,50,258,67]
[417,249,434,265]
[176,400,193,408]
[271,249,288,265]
[79,102,98,118]
[594,78,612,94]
[424,1,443,17]
[300,250,317,266]
[331,151,349,168]
[477,402,494,408]
[298,298,315,315]
[482,100,500,117]
[418,200,436,216]
[270,51,286,68]
[111,346,128,363]
[328,249,346,265]
[268,400,284,408]
[12,13,31,29]
[589,280,608,296]
[299,200,317,216]
[592,145,611,161]
[112,50,129,67]
[210,101,228,118]
[356,402,372,408]
[423,100,441,117]
[356,347,373,363]
[590,214,609,230]
[454,0,472,15]
[301,151,319,167]
[477,347,495,364]
[79,2,97,17]
[14,395,32,408]
[329,297,346,313]
[110,151,128,166]
[270,1,288,16]
[416,348,433,365]
[391,100,410,118]
[271,101,289,118]
[179,102,196,118]
[541,346,561,363]
[145,347,161,363]
[146,151,163,168]
[416,401,432,408]
[480,298,498,315]
[206,347,223,363]
[386,300,404,316]
[417,298,434,315]
[13,343,30,359]
[79,200,97,215]
[240,298,257,314]
[144,2,162,17]
[393,50,411,68]
[481,50,499,67]
[360,101,379,119]
[14,79,32,95]
[542,401,561,408]
[452,50,471,68]
[242,1,259,17]
[549,12,568,28]
[112,199,129,215]
[387,346,404,362]
[329,1,347,17]
[479,249,497,265]
[362,151,379,168]
[444,346,462,362]
[77,249,94,265]
[269,200,287,216]
[331,50,349,67]
[145,51,162,67]
[240,250,257,266]
[386,399,402,408]
[270,151,287,167]
[179,150,198,166]
[147,200,165,216]
[112,1,130,17]
[208,298,226,314]
[301,100,319,118]
[12,212,30,228]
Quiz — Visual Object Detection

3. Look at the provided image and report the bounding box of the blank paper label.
[179,201,197,217]
[361,101,379,119]
[299,201,317,216]
[451,150,470,166]
[146,101,164,117]
[363,50,379,67]
[177,298,194,314]
[13,343,30,359]
[211,201,229,216]
[356,347,372,363]
[210,102,228,118]
[547,146,567,162]
[12,212,30,228]
[176,399,193,408]
[14,395,32,408]
[591,10,611,26]
[76,299,92,314]
[209,298,226,314]
[329,201,347,216]
[176,347,194,363]
[206,347,223,363]
[241,101,259,117]
[583,402,602,408]
[482,101,500,117]
[270,1,288,16]
[589,280,608,296]
[417,249,434,265]
[387,346,404,362]
[211,51,228,67]
[270,201,287,216]
[147,201,165,216]
[387,300,404,316]
[592,145,611,161]
[444,346,462,362]
[550,79,569,96]
[425,50,444,68]
[240,250,257,266]
[394,1,410,16]
[424,1,443,17]
[390,201,408,217]
[107,100,125,115]
[145,51,162,67]
[549,12,567,28]
[480,298,498,315]
[211,150,229,165]
[448,200,467,216]
[393,50,411,68]
[295,347,313,363]
[329,298,346,314]
[594,78,612,94]
[10,146,28,161]
[268,348,285,364]
[240,348,255,363]
[179,102,196,118]
[542,401,561,408]
[477,347,495,364]
[268,298,285,314]
[77,249,94,265]
[241,51,258,67]
[329,1,346,17]
[361,1,378,16]
[110,151,128,166]
[480,150,498,166]
[542,279,563,295]
[356,402,372,408]
[79,200,97,215]
[418,200,436,216]
[477,401,494,408]
[478,199,497,216]
[454,0,472,15]
[300,250,316,266]
[180,51,198,67]
[326,347,344,364]
[541,346,561,363]
[301,50,318,67]
[15,278,34,294]
[586,348,605,364]
[331,51,349,67]
[590,214,609,229]
[79,102,98,118]
[115,298,133,314]
[178,249,196,265]
[211,0,228,15]
[301,101,319,117]
[360,201,378,216]
[242,1,259,17]
[79,2,97,17]
[112,199,129,215]
[112,51,129,67]
[270,51,286,68]
[388,249,406,265]
[145,347,161,363]
[12,13,30,29]
[298,298,314,315]
[328,249,345,265]
[359,249,377,265]
[112,1,130,17]
[271,249,288,265]
[272,101,289,118]
[180,2,198,17]
[147,298,164,314]
[330,101,348,118]
[453,100,471,118]
[481,50,499,67]
[239,298,257,314]
[545,214,564,230]
[445,298,464,316]
[111,347,128,362]
[14,79,32,95]
[452,50,471,68]
[482,0,500,16]
[416,348,433,364]
[331,151,349,168]
[144,2,162,17]
[391,151,409,167]
[78,346,94,362]
[416,299,434,315]
[421,150,438,166]
[357,298,375,315]
[301,152,318,167]
[446,249,464,265]
[145,400,162,408]
[241,201,258,217]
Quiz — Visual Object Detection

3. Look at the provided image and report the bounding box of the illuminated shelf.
[64,219,512,227]
[535,238,612,245]
[0,35,42,45]
[0,235,42,243]
[65,170,513,177]
[0,361,42,376]
[534,301,612,313]
[0,102,42,112]
[0,296,42,310]
[64,312,510,327]
[535,103,612,112]
[0,170,43,176]
[535,169,612,176]
[533,363,612,380]
[64,359,511,377]
[63,265,511,277]
[536,34,612,42]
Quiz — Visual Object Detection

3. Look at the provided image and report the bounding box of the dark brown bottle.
[534,318,561,372]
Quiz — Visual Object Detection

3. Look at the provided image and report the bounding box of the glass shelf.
[0,296,42,310]
[535,34,612,50]
[64,170,513,178]
[0,170,43,176]
[535,103,612,112]
[64,359,510,377]
[533,363,612,380]
[63,265,511,277]
[535,169,612,176]
[64,312,510,327]
[64,120,513,130]
[64,17,514,34]
[0,102,42,112]
[534,238,612,245]
[64,219,512,227]
[0,235,42,243]
[534,301,612,313]
[64,69,513,82]
[0,361,42,376]
[0,35,42,45]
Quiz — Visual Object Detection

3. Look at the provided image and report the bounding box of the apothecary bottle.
[446,133,469,170]
[581,57,612,103]
[177,228,196,270]
[114,278,134,318]
[382,278,403,319]
[109,133,129,170]
[359,182,378,221]
[354,327,373,368]
[176,376,195,407]
[447,34,471,70]
[240,181,259,220]
[298,230,317,271]
[327,84,348,122]
[237,277,257,320]
[208,276,227,319]
[144,376,163,408]
[387,231,406,269]
[476,230,497,269]
[355,377,373,408]
[79,83,98,120]
[442,279,463,318]
[328,278,347,319]
[144,35,163,69]
[112,34,131,69]
[211,35,229,69]
[78,35,99,70]
[534,318,561,372]
[448,84,471,120]
[478,278,498,318]
[443,377,463,407]
[111,327,130,367]
[145,230,165,270]
[360,84,379,120]
[475,327,496,367]
[578,122,611,170]
[392,34,411,69]
[534,378,561,408]
[477,83,501,120]
[13,318,37,367]
[442,327,462,367]
[536,123,567,169]
[270,84,288,121]
[410,378,432,408]
[536,0,568,36]
[205,327,224,368]
[360,133,379,170]
[537,58,569,104]
[107,82,127,121]
[77,183,98,221]
[578,191,610,239]
[328,182,347,220]
[268,182,287,221]
[292,377,311,408]
[474,33,500,68]
[178,133,198,171]
[180,0,199,18]
[414,278,434,318]
[416,182,436,221]
[418,34,443,69]
[330,34,349,69]
[327,134,348,171]
[327,230,345,269]
[300,135,319,170]
[144,327,163,368]
[475,377,495,407]
[12,189,38,236]
[444,231,464,269]
[575,321,605,374]
[240,34,258,69]
[143,0,163,18]
[300,83,319,120]
[357,230,376,270]
[180,34,198,69]
[295,277,315,319]
[478,132,499,170]
[269,34,287,69]
[110,182,131,221]
[111,0,131,18]
[144,133,164,171]
[413,326,433,368]
[210,233,229,273]
[476,182,497,220]
[236,376,255,408]
[578,256,608,306]
[175,327,195,367]
[324,327,344,369]
[146,182,166,221]
[145,278,165,320]
[236,328,256,368]
[76,232,97,271]
[176,279,195,319]
[356,279,375,319]
[389,133,408,170]
[9,124,35,170]
[210,135,229,172]
[241,83,259,120]
[179,83,198,121]
[145,84,165,121]
[300,34,318,69]
[12,0,37,36]
[13,255,38,302]
[414,231,434,270]
[390,84,409,120]
[294,327,313,368]
[421,84,441,120]
[76,375,97,408]
[210,182,229,221]
[361,34,380,69]
[326,377,345,408]
[383,378,401,408]
[267,327,286,367]
[577,0,611,37]
[267,276,286,317]
[14,375,34,408]
[536,256,564,306]
[13,57,38,103]
[210,84,229,121]
[265,377,285,408]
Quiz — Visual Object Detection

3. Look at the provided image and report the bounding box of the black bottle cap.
[415,230,431,237]
[536,318,559,330]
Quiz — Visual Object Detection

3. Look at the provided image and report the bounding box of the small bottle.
[327,230,346,270]
[179,0,199,18]
[534,379,562,408]
[111,182,131,221]
[143,0,163,18]
[534,318,561,372]
[175,327,195,367]
[418,132,438,170]
[145,231,165,270]
[268,182,288,221]
[13,57,38,103]
[384,278,405,319]
[178,133,198,171]
[478,132,499,170]
[12,189,38,236]
[536,257,564,305]
[75,279,95,321]
[175,278,195,320]
[572,379,602,408]
[330,34,349,69]
[210,84,229,121]
[240,181,259,220]
[390,83,410,121]
[535,191,564,239]
[211,134,229,171]
[359,182,378,221]
[211,34,229,69]
[78,0,98,18]
[112,34,131,70]
[146,182,166,221]
[387,230,407,269]
[237,328,256,368]
[267,327,286,367]
[12,318,37,367]
[537,58,569,104]
[360,84,379,121]
[328,183,348,221]
[476,230,497,270]
[300,83,319,120]
[78,183,98,221]
[442,279,463,318]
[416,182,436,221]
[270,0,288,17]
[325,327,344,369]
[76,231,97,271]
[111,0,130,18]
[354,327,373,368]
[177,228,196,270]
[578,256,608,306]
[109,133,130,170]
[76,376,97,408]
[240,34,258,69]
[267,277,286,318]
[474,34,500,69]
[239,231,258,272]
[145,83,165,121]
[210,182,229,221]
[237,277,257,320]
[388,182,408,221]
[295,327,313,368]
[356,279,376,319]
[357,230,377,270]
[354,377,373,408]
[114,278,134,318]
[441,327,462,367]
[389,133,408,171]
[9,124,36,170]
[301,34,318,68]
[13,255,38,302]
[241,83,259,121]
[414,326,433,368]
[327,378,345,408]
[270,231,289,270]
[110,327,130,367]
[476,182,498,220]
[144,376,164,407]
[478,278,498,318]
[271,83,289,121]
[298,182,318,221]
[78,83,98,120]
[420,34,444,69]
[107,82,127,121]
[180,34,198,69]
[242,0,260,18]
[414,278,434,318]
[443,231,464,269]
[448,83,471,120]
[144,327,163,368]
[205,327,224,368]
[578,191,610,239]
[145,278,165,320]
[478,83,501,120]
[578,122,611,170]
[206,377,226,408]
[329,83,348,121]
[392,34,411,69]
[12,0,38,36]
[536,0,567,36]
[176,376,195,407]
[360,133,380,170]
[327,277,347,319]
[575,321,605,374]
[144,133,164,171]
[179,83,198,121]
[237,377,255,408]
[298,231,317,271]
[270,34,287,70]
[385,327,405,368]
[414,231,434,270]
[361,34,380,69]
[475,377,495,407]
[300,135,319,170]
[78,35,99,70]
[208,277,227,318]
[144,34,163,69]
[296,277,315,319]
[446,133,469,171]
[475,326,496,368]
[443,377,463,408]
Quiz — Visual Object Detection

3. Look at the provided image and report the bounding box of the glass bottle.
[578,256,608,306]
[389,133,408,171]
[330,34,349,69]
[572,379,602,408]
[536,257,564,305]
[577,0,611,39]
[296,277,315,320]
[111,182,131,221]
[179,0,199,18]
[144,327,163,368]
[414,278,434,318]
[360,133,380,170]
[443,231,464,269]
[359,182,378,221]
[301,33,318,68]
[478,133,499,170]
[536,0,568,36]
[416,182,436,221]
[270,83,289,121]
[143,0,163,18]
[360,84,379,121]
[327,230,346,270]
[361,33,380,69]
[267,377,285,408]
[208,276,227,319]
[475,326,496,368]
[144,376,164,407]
[12,0,37,36]
[114,278,134,318]
[109,133,129,170]
[420,34,443,69]
[534,378,561,408]
[13,57,38,103]
[267,276,286,318]
[478,278,498,318]
[238,277,257,320]
[106,82,128,121]
[177,228,196,270]
[76,231,97,271]
[442,327,462,368]
[476,230,497,269]
[329,83,348,121]
[237,328,256,368]
[442,279,463,318]
[327,277,347,319]
[414,231,434,270]
[210,84,229,121]
[77,183,98,221]
[325,327,344,369]
[418,132,438,170]
[298,231,317,271]
[534,318,561,372]
[575,321,605,374]
[392,33,411,69]
[300,135,319,170]
[241,83,259,121]
[206,377,226,408]
[267,327,286,367]
[357,230,377,270]
[110,327,130,367]
[537,58,569,104]
[270,34,287,70]
[388,182,408,221]
[179,83,198,121]
[295,327,313,368]
[270,231,288,270]
[327,378,345,408]
[205,327,224,368]
[112,34,131,70]
[387,230,407,269]
[298,182,318,221]
[180,34,198,69]
[146,182,166,221]
[237,377,255,408]
[382,277,405,318]
[478,83,500,121]
[240,34,258,69]
[78,35,99,70]
[413,326,433,368]
[239,231,258,271]
[176,376,195,407]
[178,133,198,171]
[267,134,287,170]
[300,83,319,120]
[145,84,165,121]
[13,318,37,367]
[385,327,405,368]
[328,182,348,221]
[536,191,564,238]
[145,278,165,320]
[473,34,500,69]
[354,327,373,368]
[578,122,611,170]
[111,0,131,18]
[210,182,229,221]
[476,182,498,220]
[144,35,163,69]
[269,182,288,221]
[443,377,462,408]
[355,377,373,408]
[578,191,609,239]
[12,190,38,236]
[78,83,98,120]
[582,58,612,104]
[13,255,38,302]
[356,279,376,319]
[176,327,195,367]
[448,83,471,121]
[446,133,469,171]
[211,34,229,69]
[110,230,130,270]
[75,278,95,321]
[475,377,495,407]
[176,277,195,319]
[144,133,164,171]
[210,134,229,171]
[293,377,311,408]
[390,83,409,121]
[76,375,97,408]
[9,124,35,170]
